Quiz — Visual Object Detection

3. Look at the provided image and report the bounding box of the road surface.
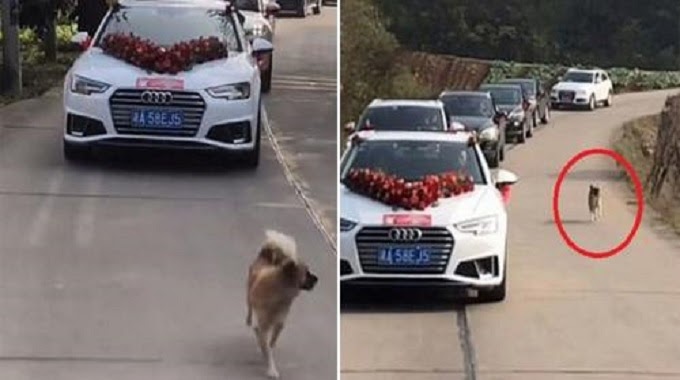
[341,88,680,380]
[0,6,337,380]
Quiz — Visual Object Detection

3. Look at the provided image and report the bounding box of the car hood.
[341,184,503,226]
[450,116,494,131]
[497,104,521,114]
[552,82,594,92]
[70,48,254,90]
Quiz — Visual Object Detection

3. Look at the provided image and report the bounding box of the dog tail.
[264,229,297,260]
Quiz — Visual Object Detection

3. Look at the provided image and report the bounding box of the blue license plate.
[378,247,431,266]
[131,109,184,128]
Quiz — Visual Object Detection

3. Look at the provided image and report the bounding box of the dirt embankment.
[398,51,491,94]
[615,94,680,233]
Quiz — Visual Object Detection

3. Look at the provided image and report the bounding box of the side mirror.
[252,37,274,54]
[266,1,281,16]
[344,122,356,133]
[71,32,91,50]
[493,169,518,187]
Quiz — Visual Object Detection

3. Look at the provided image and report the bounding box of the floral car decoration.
[343,168,475,211]
[100,33,228,75]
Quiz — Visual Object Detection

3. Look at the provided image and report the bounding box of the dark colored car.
[439,91,507,168]
[480,84,531,143]
[277,0,321,17]
[500,78,551,127]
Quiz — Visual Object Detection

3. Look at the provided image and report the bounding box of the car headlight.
[252,24,265,37]
[206,82,251,100]
[340,218,358,233]
[70,74,110,95]
[479,127,499,141]
[455,216,498,236]
[508,109,524,120]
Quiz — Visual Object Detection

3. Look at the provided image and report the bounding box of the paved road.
[341,89,680,380]
[0,6,337,380]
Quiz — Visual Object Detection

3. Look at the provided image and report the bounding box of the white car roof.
[566,68,604,74]
[368,99,444,109]
[356,131,475,144]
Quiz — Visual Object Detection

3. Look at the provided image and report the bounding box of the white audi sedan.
[63,0,273,168]
[339,131,519,302]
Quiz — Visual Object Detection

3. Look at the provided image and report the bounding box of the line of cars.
[61,0,328,168]
[339,67,614,303]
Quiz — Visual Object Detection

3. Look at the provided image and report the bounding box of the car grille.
[558,90,575,101]
[356,226,454,274]
[109,89,205,137]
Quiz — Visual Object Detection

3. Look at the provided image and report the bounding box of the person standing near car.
[74,0,110,36]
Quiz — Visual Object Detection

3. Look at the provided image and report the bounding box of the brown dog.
[246,230,318,379]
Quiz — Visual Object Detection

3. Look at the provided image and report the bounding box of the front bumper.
[551,92,589,107]
[63,86,259,152]
[505,119,524,136]
[339,225,506,289]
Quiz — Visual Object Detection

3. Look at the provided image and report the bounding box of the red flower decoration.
[343,168,475,210]
[101,33,228,75]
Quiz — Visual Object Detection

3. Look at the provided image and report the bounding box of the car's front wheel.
[297,0,307,17]
[604,91,613,107]
[63,140,91,163]
[588,95,596,111]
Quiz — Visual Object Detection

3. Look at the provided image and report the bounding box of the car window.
[357,106,445,132]
[95,6,243,52]
[480,87,522,105]
[341,140,486,184]
[502,80,535,96]
[440,95,494,118]
[563,71,595,83]
[235,0,261,11]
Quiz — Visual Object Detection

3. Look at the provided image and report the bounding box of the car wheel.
[297,0,307,17]
[261,55,273,94]
[313,0,321,14]
[476,258,507,303]
[241,104,262,169]
[541,105,550,124]
[588,95,596,111]
[63,140,91,163]
[605,91,613,107]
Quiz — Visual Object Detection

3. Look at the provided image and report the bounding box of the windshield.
[481,87,522,105]
[503,80,535,96]
[341,140,486,184]
[96,6,242,52]
[563,72,594,83]
[235,0,260,11]
[357,106,444,132]
[440,95,494,118]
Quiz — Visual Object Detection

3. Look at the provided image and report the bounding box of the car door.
[601,71,612,95]
[595,72,607,101]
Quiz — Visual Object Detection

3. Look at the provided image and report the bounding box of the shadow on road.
[69,149,259,176]
[341,286,465,314]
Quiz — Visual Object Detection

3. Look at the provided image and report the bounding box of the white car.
[235,0,280,92]
[343,99,449,149]
[339,131,519,302]
[63,0,273,168]
[550,68,614,111]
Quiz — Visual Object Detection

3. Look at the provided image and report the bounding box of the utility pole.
[1,0,22,95]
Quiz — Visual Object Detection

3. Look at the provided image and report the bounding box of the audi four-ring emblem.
[140,91,173,104]
[388,228,423,242]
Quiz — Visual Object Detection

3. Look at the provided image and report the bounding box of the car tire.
[605,91,613,107]
[476,259,507,303]
[541,105,550,124]
[588,95,596,111]
[261,56,273,94]
[63,140,91,163]
[241,104,262,169]
[313,0,321,14]
[297,0,306,17]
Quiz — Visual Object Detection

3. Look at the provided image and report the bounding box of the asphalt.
[341,88,680,380]
[0,6,337,380]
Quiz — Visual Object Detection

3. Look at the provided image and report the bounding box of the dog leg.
[265,344,279,379]
[270,322,284,348]
[246,305,253,327]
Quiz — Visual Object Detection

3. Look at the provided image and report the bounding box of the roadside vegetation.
[0,11,79,106]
